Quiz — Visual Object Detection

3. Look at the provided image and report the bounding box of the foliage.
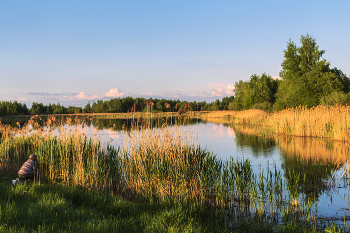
[0,96,236,117]
[0,101,28,115]
[251,101,273,111]
[320,91,349,106]
[232,73,278,110]
[331,67,350,93]
[274,35,345,110]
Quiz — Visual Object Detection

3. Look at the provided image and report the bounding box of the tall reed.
[198,105,350,141]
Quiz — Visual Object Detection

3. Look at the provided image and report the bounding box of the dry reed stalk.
[268,105,350,140]
[200,106,350,141]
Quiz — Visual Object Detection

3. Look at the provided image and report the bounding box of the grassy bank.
[0,178,229,233]
[197,105,350,141]
[0,179,344,233]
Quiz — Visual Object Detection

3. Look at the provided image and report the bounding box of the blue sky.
[1,0,349,107]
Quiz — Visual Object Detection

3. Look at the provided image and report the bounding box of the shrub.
[251,102,272,111]
[320,91,349,106]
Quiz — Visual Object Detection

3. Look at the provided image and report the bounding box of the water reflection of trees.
[277,137,349,201]
[232,128,350,201]
[1,115,203,132]
[233,126,276,157]
[90,116,201,131]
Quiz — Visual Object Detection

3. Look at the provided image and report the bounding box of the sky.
[1,0,350,107]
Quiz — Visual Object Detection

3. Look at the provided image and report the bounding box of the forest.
[0,96,235,115]
[1,35,349,116]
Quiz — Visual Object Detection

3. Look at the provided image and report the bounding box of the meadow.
[0,114,348,232]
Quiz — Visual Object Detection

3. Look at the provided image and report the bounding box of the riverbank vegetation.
[0,116,349,232]
[198,104,350,142]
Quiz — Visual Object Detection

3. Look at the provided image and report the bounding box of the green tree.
[83,103,92,113]
[232,74,278,111]
[331,67,350,93]
[220,96,234,110]
[30,102,47,114]
[274,34,343,110]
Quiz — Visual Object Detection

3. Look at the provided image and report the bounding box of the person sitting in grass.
[18,154,38,180]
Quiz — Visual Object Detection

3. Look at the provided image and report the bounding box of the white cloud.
[212,87,224,96]
[225,84,234,95]
[209,83,234,97]
[105,88,124,98]
[59,88,123,101]
[142,92,153,96]
[75,92,90,100]
[271,76,280,80]
[91,94,101,99]
[60,92,101,101]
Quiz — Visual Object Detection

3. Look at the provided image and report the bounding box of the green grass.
[1,178,341,233]
[0,178,230,233]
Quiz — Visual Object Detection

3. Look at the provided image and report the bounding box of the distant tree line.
[231,34,350,111]
[0,96,235,116]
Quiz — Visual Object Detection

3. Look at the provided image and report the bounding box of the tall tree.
[274,34,342,109]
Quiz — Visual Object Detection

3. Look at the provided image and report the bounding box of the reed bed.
[0,116,346,228]
[270,105,350,141]
[198,106,350,142]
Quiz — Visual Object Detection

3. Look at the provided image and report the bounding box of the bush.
[320,91,349,106]
[251,102,272,111]
[228,101,241,111]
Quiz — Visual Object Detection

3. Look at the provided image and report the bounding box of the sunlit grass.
[0,179,223,233]
[198,105,350,142]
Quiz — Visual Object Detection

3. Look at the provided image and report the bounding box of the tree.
[232,74,278,111]
[331,67,350,93]
[221,96,234,110]
[30,102,47,114]
[274,34,343,110]
[83,103,92,113]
